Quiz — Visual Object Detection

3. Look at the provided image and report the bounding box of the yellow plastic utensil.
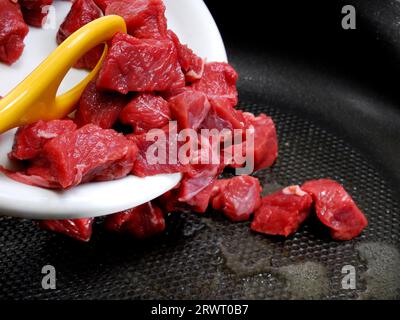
[0,15,126,134]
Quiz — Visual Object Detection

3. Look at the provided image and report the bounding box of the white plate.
[0,0,227,220]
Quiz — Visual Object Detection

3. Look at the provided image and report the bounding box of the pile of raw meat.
[0,0,368,242]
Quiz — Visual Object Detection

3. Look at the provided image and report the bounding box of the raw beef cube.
[168,89,210,130]
[0,165,60,189]
[185,183,215,213]
[57,0,103,70]
[96,33,185,94]
[94,0,116,11]
[302,179,368,240]
[86,143,138,182]
[20,0,53,27]
[26,156,57,182]
[37,218,94,242]
[221,140,247,169]
[160,87,189,101]
[185,179,228,213]
[243,112,278,172]
[0,0,29,65]
[251,186,313,237]
[168,30,204,82]
[105,0,167,39]
[178,170,219,205]
[105,202,166,239]
[179,172,217,204]
[192,62,238,109]
[119,93,171,133]
[128,123,188,177]
[29,124,138,189]
[178,136,224,203]
[9,119,77,160]
[200,104,246,133]
[156,187,189,213]
[211,176,262,222]
[75,81,128,129]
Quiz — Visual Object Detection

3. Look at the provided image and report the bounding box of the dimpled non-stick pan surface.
[0,0,399,300]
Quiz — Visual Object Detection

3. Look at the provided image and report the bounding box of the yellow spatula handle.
[0,15,127,134]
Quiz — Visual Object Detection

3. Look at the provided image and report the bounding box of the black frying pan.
[0,0,399,300]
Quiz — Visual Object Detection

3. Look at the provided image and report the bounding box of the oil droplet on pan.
[356,242,400,300]
[278,262,329,300]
